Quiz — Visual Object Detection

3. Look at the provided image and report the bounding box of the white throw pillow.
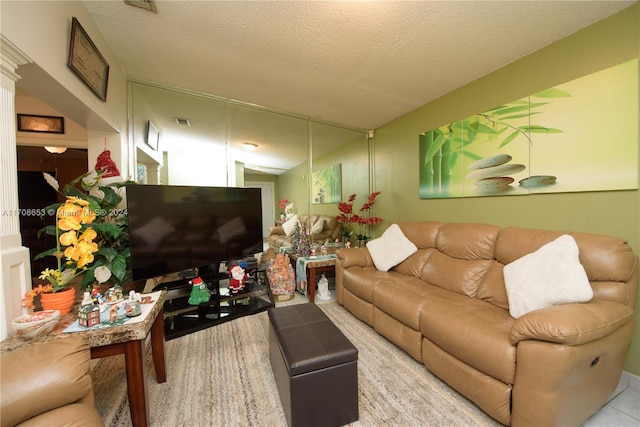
[366,224,418,272]
[311,218,325,234]
[282,214,299,237]
[503,234,593,319]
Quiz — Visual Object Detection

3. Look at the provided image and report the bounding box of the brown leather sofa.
[336,221,638,427]
[268,214,342,251]
[1,335,104,427]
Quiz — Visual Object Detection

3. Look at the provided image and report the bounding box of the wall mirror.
[309,122,369,242]
[130,80,368,241]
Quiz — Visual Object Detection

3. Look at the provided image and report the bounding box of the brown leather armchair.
[1,335,104,427]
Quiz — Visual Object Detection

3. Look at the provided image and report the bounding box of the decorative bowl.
[12,310,60,340]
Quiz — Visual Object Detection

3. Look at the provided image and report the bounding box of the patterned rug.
[91,302,500,426]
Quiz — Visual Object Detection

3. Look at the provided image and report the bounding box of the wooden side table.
[288,253,337,303]
[1,290,167,427]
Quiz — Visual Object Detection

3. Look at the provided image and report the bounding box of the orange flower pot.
[40,287,76,315]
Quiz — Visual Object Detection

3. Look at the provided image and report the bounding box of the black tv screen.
[126,185,263,281]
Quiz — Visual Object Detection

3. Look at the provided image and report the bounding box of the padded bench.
[268,303,359,427]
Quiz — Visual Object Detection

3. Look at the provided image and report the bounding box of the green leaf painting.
[419,58,638,198]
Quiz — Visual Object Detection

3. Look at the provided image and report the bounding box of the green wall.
[277,162,310,219]
[271,5,639,374]
[372,4,640,375]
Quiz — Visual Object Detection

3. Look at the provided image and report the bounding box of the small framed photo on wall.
[17,114,65,134]
[146,120,159,151]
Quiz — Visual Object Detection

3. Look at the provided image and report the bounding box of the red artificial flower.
[277,199,290,211]
[336,192,382,232]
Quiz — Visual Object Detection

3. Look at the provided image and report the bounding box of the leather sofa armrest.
[509,299,634,346]
[0,336,96,427]
[337,247,374,268]
[269,226,285,236]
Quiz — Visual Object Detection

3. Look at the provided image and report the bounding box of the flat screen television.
[126,185,263,281]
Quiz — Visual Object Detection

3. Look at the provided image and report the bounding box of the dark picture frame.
[17,114,65,134]
[67,17,109,102]
[146,120,159,151]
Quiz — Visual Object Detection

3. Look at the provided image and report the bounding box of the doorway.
[246,181,275,239]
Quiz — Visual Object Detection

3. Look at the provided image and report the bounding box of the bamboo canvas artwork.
[419,59,639,199]
[312,163,342,204]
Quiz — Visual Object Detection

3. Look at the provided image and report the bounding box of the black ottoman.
[268,303,359,427]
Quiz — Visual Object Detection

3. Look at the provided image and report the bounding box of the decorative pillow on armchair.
[366,224,418,272]
[503,234,593,319]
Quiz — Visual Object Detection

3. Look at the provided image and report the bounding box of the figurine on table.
[267,253,295,298]
[229,262,249,293]
[317,274,331,300]
[188,276,211,305]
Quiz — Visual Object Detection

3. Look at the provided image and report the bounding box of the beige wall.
[372,4,640,375]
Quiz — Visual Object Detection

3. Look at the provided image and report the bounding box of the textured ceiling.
[83,1,635,131]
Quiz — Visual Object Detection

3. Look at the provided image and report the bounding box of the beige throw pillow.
[282,214,299,237]
[311,218,325,234]
[366,224,418,272]
[503,234,593,319]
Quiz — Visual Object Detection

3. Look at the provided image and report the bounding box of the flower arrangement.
[336,192,382,241]
[277,199,294,220]
[277,199,289,213]
[22,170,134,309]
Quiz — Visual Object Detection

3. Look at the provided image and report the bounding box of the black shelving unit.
[154,268,274,340]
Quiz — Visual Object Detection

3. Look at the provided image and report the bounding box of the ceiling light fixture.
[243,143,258,151]
[44,146,67,154]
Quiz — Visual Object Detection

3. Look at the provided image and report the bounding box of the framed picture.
[312,163,342,204]
[146,120,159,151]
[67,17,109,101]
[17,114,65,134]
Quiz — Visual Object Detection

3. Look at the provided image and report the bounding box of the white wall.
[1,0,130,176]
[1,1,129,337]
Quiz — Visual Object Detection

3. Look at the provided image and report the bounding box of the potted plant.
[337,192,382,247]
[22,170,134,314]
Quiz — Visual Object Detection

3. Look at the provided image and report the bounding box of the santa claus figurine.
[229,263,249,293]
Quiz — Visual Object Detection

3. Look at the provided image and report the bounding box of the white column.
[1,35,33,339]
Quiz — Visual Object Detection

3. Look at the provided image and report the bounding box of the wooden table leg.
[124,339,150,427]
[150,308,166,383]
[308,266,316,303]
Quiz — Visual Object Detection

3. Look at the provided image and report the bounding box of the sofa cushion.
[420,294,516,384]
[391,249,434,278]
[420,250,493,298]
[503,234,593,319]
[366,224,418,272]
[282,214,299,236]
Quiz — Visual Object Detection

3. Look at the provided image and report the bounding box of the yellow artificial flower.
[57,198,96,231]
[62,226,98,267]
[76,242,98,267]
[64,239,98,266]
[59,230,77,246]
[79,228,97,242]
[39,268,62,283]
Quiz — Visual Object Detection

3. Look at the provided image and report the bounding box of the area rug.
[91,302,501,426]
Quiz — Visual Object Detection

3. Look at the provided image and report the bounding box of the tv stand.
[153,269,274,340]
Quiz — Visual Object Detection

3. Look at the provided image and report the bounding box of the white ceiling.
[83,0,635,131]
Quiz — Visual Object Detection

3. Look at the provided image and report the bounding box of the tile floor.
[276,293,640,427]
